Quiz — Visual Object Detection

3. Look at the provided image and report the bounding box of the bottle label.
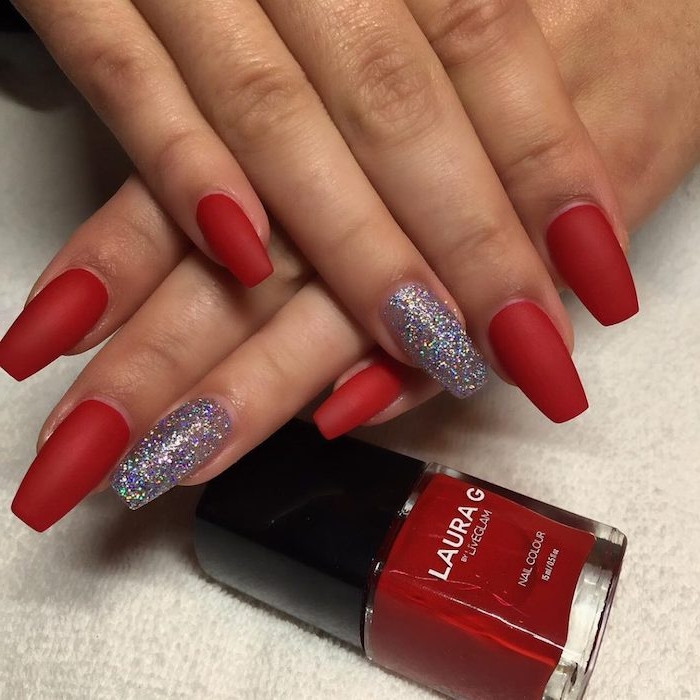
[369,472,595,699]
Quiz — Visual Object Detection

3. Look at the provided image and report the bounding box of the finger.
[129,0,487,398]
[11,245,311,532]
[13,0,273,286]
[0,176,189,380]
[108,280,377,509]
[259,0,585,421]
[408,0,638,325]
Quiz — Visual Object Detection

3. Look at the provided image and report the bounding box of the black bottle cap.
[194,420,425,648]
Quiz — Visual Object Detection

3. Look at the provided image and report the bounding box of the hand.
[530,0,700,225]
[6,0,699,530]
[7,0,637,422]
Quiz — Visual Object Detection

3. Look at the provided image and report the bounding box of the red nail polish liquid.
[195,421,625,700]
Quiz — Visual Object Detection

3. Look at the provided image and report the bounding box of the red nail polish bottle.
[195,421,625,700]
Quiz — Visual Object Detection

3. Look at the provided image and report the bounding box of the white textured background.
[1,34,699,700]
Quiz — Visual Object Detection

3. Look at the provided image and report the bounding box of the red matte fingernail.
[489,301,588,423]
[11,400,130,532]
[197,193,273,287]
[314,359,403,439]
[0,269,108,381]
[547,204,638,326]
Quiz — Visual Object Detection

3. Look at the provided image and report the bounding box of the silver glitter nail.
[383,284,487,398]
[111,398,232,510]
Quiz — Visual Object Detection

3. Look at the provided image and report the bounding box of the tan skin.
[10,2,700,503]
[532,0,700,227]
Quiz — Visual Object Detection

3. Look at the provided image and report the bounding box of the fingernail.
[0,269,108,381]
[382,283,487,398]
[314,358,403,439]
[489,301,588,423]
[196,193,273,287]
[547,204,638,326]
[111,398,232,510]
[11,400,130,532]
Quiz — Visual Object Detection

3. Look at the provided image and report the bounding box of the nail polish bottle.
[194,421,625,700]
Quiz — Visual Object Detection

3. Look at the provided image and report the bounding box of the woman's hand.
[7,0,637,422]
[6,0,699,530]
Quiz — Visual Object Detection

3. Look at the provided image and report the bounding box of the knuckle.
[602,115,658,206]
[77,178,183,283]
[119,179,183,257]
[80,38,159,115]
[499,129,582,191]
[424,0,518,67]
[106,203,171,267]
[450,214,511,267]
[151,126,204,185]
[246,333,293,396]
[126,326,191,386]
[342,32,441,146]
[214,61,312,146]
[310,210,376,263]
[125,281,225,382]
[266,227,313,289]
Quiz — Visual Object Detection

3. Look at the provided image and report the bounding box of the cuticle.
[198,189,266,238]
[545,198,604,231]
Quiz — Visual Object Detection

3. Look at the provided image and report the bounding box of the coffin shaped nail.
[489,301,588,423]
[547,204,638,326]
[313,358,404,439]
[0,268,108,381]
[382,284,487,398]
[197,194,273,287]
[12,400,130,532]
[111,398,232,510]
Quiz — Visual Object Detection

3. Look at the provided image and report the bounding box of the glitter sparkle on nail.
[111,398,232,510]
[383,284,488,398]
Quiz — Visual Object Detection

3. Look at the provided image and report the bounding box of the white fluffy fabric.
[1,34,698,700]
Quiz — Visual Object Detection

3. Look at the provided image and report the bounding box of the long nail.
[382,283,487,398]
[196,193,273,287]
[547,204,638,326]
[489,301,588,423]
[12,400,130,532]
[111,398,232,510]
[314,358,403,439]
[0,269,108,381]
